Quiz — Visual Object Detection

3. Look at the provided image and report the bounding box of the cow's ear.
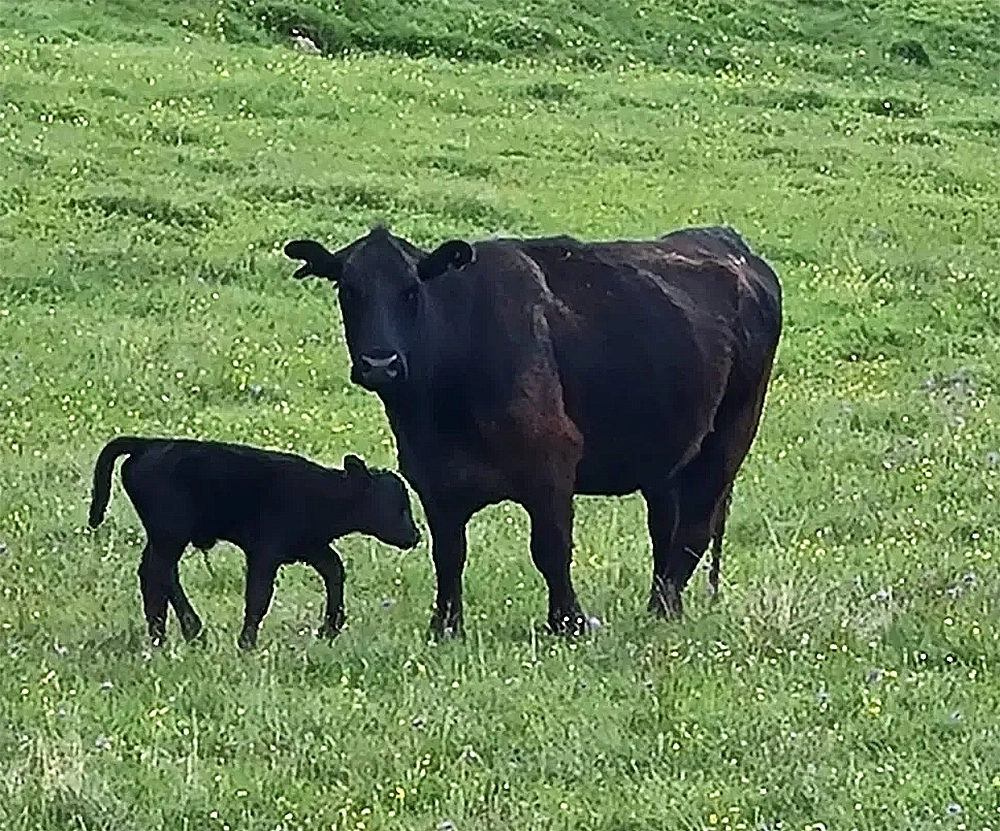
[344,453,370,478]
[284,239,343,281]
[417,240,475,281]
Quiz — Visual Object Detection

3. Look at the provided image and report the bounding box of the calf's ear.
[284,239,343,281]
[417,239,475,281]
[344,453,371,478]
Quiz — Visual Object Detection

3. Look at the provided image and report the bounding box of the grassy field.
[3,0,1000,828]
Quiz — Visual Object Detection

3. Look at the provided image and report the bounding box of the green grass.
[3,0,1000,828]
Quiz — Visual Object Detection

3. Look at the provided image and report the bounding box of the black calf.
[88,436,419,649]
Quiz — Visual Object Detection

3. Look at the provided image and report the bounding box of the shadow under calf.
[87,436,420,649]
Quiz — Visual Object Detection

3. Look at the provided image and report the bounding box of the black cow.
[285,224,782,637]
[88,436,419,648]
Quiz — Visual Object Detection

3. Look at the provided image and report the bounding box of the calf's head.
[285,226,475,392]
[343,454,420,550]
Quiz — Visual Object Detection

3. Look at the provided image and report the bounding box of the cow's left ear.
[417,240,476,281]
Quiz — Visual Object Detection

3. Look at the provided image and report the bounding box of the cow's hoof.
[548,607,589,636]
[429,600,464,642]
[428,614,464,642]
[648,580,683,620]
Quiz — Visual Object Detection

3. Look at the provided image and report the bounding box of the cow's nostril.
[360,352,399,369]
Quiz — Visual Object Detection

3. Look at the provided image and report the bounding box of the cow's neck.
[372,283,488,488]
[376,363,474,434]
[394,285,477,417]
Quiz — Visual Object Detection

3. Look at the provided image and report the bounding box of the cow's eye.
[402,285,419,306]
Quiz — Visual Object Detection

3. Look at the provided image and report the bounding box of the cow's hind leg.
[649,483,729,618]
[707,484,732,601]
[138,536,186,646]
[643,485,682,617]
[649,382,766,618]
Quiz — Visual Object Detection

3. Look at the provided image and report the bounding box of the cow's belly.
[573,455,643,496]
[571,427,703,496]
[561,365,719,496]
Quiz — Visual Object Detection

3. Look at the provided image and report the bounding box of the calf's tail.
[88,436,150,527]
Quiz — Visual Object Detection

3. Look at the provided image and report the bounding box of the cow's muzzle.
[353,351,407,390]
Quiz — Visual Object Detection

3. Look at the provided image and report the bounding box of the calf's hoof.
[648,579,683,620]
[236,630,258,651]
[180,615,203,642]
[147,627,167,648]
[548,606,589,637]
[317,618,343,641]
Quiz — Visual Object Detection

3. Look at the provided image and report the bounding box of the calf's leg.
[305,545,346,639]
[167,561,203,641]
[138,537,185,646]
[237,554,280,650]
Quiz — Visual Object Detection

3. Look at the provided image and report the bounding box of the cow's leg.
[512,383,586,636]
[304,545,346,640]
[425,504,472,640]
[649,483,730,619]
[643,485,681,616]
[138,536,185,646]
[167,559,203,641]
[524,485,587,636]
[237,552,280,650]
[650,383,765,618]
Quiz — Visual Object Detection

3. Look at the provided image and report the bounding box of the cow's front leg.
[425,504,472,641]
[525,486,588,636]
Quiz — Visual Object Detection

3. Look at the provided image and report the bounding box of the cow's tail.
[708,485,733,599]
[88,436,151,527]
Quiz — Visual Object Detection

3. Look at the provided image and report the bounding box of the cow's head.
[285,226,475,392]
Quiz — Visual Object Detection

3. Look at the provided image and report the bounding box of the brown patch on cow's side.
[507,369,583,495]
[473,304,583,499]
